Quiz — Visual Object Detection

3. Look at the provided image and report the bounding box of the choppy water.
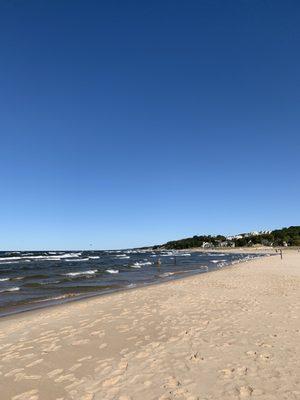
[0,250,264,316]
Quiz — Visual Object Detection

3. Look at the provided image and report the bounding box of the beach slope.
[0,252,299,400]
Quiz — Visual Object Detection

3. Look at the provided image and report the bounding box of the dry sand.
[0,251,299,400]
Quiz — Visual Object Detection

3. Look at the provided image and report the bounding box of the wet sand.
[0,251,299,400]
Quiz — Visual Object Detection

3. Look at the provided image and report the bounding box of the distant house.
[202,242,211,248]
[219,241,228,247]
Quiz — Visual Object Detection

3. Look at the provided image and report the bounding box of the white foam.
[132,261,152,268]
[89,256,100,259]
[0,278,10,282]
[106,269,119,274]
[0,256,22,261]
[127,283,137,288]
[0,252,82,262]
[32,253,80,260]
[211,260,226,264]
[179,253,191,256]
[159,272,175,278]
[0,287,20,293]
[64,269,97,277]
[30,294,76,303]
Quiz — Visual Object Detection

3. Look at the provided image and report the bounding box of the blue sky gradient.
[1,1,299,249]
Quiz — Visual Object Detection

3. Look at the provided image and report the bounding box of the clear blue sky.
[1,1,299,250]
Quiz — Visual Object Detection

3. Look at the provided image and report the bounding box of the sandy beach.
[0,250,299,400]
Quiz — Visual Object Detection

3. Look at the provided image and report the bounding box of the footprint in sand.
[163,376,181,389]
[90,330,105,337]
[14,373,41,382]
[189,352,205,363]
[4,368,24,377]
[78,355,93,362]
[135,351,149,359]
[238,385,253,398]
[69,363,82,372]
[102,375,122,387]
[245,350,257,358]
[118,360,128,371]
[26,358,43,368]
[54,373,75,383]
[12,389,39,400]
[236,366,248,375]
[220,368,235,378]
[259,353,271,361]
[71,339,90,346]
[47,368,64,378]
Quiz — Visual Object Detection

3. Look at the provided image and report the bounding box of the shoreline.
[1,250,299,399]
[0,250,270,321]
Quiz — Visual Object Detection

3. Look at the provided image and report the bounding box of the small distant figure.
[174,256,177,265]
[156,258,161,266]
[280,249,283,260]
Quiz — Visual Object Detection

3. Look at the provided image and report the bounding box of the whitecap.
[0,260,20,264]
[19,252,82,261]
[42,253,79,260]
[0,287,20,293]
[64,269,97,277]
[0,256,22,261]
[131,261,152,268]
[106,269,119,274]
[0,278,10,282]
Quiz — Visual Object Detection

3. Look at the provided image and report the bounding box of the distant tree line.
[153,226,300,249]
[154,235,227,250]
